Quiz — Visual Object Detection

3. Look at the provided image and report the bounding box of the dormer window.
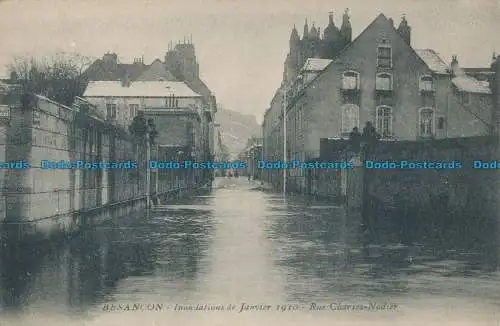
[376,73,393,91]
[377,45,392,68]
[342,71,360,90]
[419,75,434,92]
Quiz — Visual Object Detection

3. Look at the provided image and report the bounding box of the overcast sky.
[1,0,500,123]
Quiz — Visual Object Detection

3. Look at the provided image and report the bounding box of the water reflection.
[0,200,214,315]
[0,178,500,325]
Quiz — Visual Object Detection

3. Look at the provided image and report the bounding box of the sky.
[1,0,500,123]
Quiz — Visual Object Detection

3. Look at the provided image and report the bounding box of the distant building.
[82,80,201,127]
[84,39,217,162]
[239,138,263,179]
[263,11,499,193]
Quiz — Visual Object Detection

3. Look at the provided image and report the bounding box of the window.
[437,116,445,130]
[342,71,360,89]
[376,106,393,138]
[376,73,392,91]
[377,45,392,68]
[341,104,359,135]
[129,104,139,118]
[106,103,117,120]
[419,75,433,91]
[419,107,434,137]
[462,93,470,105]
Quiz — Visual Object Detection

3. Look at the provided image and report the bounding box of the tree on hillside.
[6,52,92,106]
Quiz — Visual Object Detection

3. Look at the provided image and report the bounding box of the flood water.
[1,177,500,325]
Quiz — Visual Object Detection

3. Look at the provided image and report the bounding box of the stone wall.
[356,137,500,267]
[1,93,195,242]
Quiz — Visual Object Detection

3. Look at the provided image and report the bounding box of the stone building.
[84,39,217,164]
[239,138,263,179]
[283,10,352,85]
[263,12,499,194]
[82,80,210,186]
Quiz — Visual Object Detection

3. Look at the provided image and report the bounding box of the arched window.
[341,104,359,135]
[342,71,360,89]
[376,73,393,91]
[419,107,435,137]
[376,106,393,138]
[419,75,433,91]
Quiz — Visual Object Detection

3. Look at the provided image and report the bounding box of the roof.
[463,67,494,81]
[0,80,8,92]
[136,59,177,82]
[414,49,450,74]
[311,14,446,85]
[452,76,491,94]
[301,58,333,72]
[185,78,212,97]
[463,67,493,74]
[84,60,150,81]
[83,81,202,97]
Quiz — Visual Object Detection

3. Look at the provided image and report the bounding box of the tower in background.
[165,37,200,82]
[284,9,353,83]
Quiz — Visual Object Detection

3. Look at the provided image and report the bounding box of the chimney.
[328,11,334,25]
[121,70,131,87]
[397,15,411,45]
[450,55,464,77]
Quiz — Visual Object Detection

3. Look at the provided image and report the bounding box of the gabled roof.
[136,59,177,82]
[414,49,450,74]
[185,78,212,97]
[452,76,491,94]
[301,58,333,72]
[83,81,202,97]
[84,60,149,81]
[313,13,448,82]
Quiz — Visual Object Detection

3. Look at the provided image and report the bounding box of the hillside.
[215,107,261,156]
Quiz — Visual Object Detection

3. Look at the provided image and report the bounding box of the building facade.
[263,12,499,194]
[82,80,210,171]
[239,138,263,179]
[84,39,217,164]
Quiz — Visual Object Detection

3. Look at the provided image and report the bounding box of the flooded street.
[1,177,500,325]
